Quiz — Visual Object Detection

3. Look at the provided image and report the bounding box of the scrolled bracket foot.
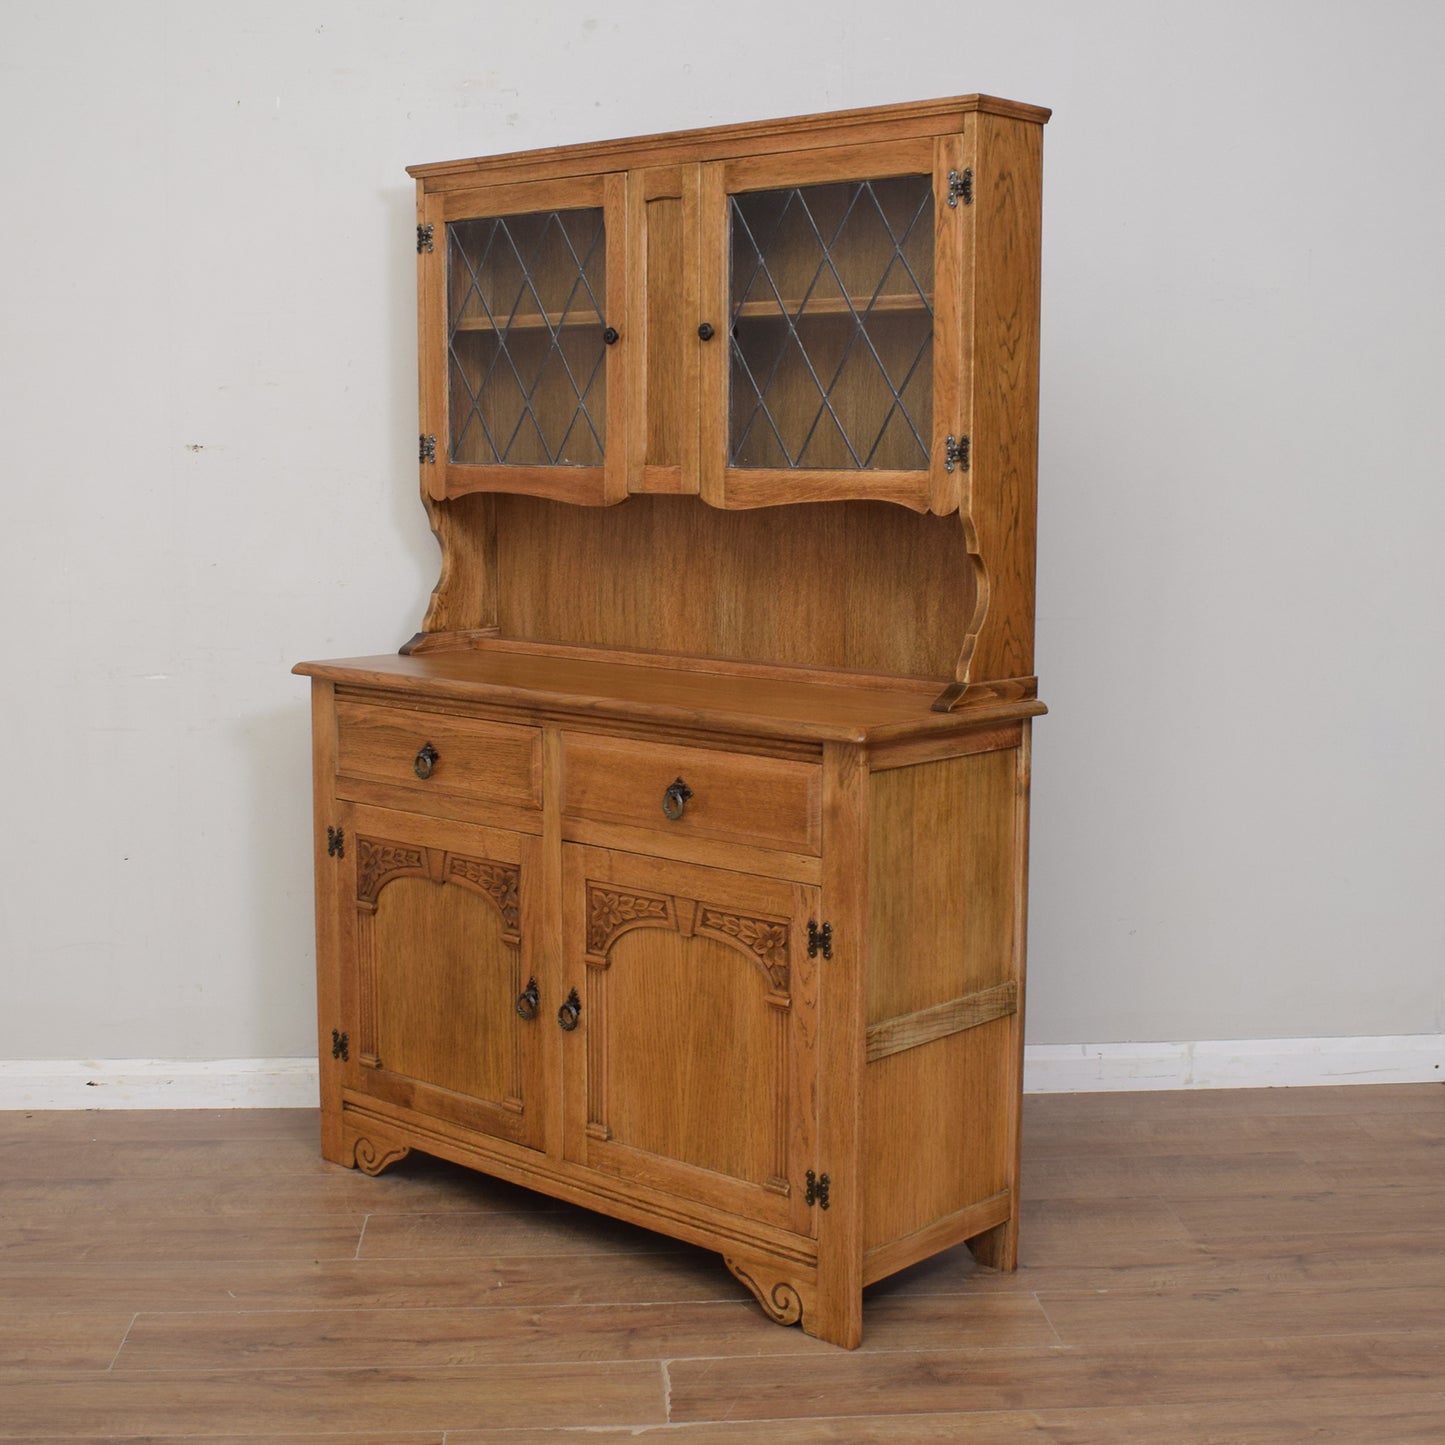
[724,1255,812,1328]
[350,1134,412,1176]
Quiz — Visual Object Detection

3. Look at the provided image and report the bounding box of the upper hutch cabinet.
[412,95,1044,524]
[301,95,1048,1351]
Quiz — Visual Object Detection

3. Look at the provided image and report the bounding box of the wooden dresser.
[296,93,1048,1348]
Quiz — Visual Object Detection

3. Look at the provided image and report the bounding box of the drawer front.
[562,733,820,854]
[336,701,541,810]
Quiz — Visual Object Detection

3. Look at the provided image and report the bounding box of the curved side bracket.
[933,510,991,712]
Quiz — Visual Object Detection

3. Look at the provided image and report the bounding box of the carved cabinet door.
[560,845,820,1236]
[336,804,547,1152]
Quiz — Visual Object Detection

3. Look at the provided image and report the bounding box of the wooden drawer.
[562,733,820,855]
[336,700,541,811]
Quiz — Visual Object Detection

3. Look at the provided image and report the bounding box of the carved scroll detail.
[586,886,671,954]
[699,909,790,991]
[447,855,521,934]
[724,1256,806,1327]
[352,1135,411,1176]
[356,838,427,904]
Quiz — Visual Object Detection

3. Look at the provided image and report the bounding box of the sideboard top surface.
[294,648,1043,746]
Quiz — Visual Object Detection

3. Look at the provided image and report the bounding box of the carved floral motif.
[586,886,671,953]
[447,856,521,933]
[356,838,426,904]
[701,908,790,990]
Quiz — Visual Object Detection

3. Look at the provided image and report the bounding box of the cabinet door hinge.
[326,825,345,859]
[807,920,832,959]
[944,434,970,473]
[419,434,437,464]
[947,167,974,207]
[331,1029,350,1061]
[417,222,435,253]
[805,1169,831,1209]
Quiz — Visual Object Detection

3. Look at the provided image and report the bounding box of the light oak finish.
[4,1088,1444,1439]
[297,96,1049,1349]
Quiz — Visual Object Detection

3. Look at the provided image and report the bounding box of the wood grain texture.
[561,731,821,854]
[7,1087,1445,1438]
[957,111,1044,687]
[865,980,1017,1062]
[493,494,976,681]
[406,94,1050,187]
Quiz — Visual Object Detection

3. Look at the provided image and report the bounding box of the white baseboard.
[1024,1034,1444,1093]
[0,1058,320,1110]
[0,1036,1439,1108]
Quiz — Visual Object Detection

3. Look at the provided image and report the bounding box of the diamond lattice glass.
[729,176,933,471]
[447,208,607,466]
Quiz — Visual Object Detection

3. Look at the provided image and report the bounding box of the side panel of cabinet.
[560,845,819,1237]
[859,736,1029,1275]
[332,803,548,1154]
[419,172,630,506]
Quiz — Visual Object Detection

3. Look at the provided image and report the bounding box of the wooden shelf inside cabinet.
[732,294,934,322]
[452,313,608,333]
[309,92,1047,1354]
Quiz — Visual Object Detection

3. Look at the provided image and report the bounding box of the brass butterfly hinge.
[805,1170,831,1209]
[807,920,832,959]
[417,222,434,253]
[331,1029,350,1062]
[326,825,345,859]
[947,167,974,207]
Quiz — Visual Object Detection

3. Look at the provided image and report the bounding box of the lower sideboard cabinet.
[300,660,1037,1348]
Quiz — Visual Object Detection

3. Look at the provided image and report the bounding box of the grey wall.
[1,0,1440,1059]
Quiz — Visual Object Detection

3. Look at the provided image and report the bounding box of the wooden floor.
[1,1085,1442,1442]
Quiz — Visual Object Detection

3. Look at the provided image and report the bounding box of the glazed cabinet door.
[419,173,629,505]
[560,845,820,1236]
[334,804,548,1152]
[698,137,968,513]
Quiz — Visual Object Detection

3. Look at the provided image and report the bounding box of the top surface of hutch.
[297,94,1048,1349]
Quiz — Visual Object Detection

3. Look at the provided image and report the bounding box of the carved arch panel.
[349,831,535,1145]
[564,847,818,1237]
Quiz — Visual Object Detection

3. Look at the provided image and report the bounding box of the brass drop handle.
[413,741,439,779]
[557,988,581,1032]
[662,777,693,821]
[515,978,540,1021]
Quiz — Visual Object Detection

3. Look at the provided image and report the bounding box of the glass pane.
[729,175,933,471]
[447,207,607,466]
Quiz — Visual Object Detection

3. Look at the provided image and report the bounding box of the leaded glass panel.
[729,176,933,471]
[447,208,608,467]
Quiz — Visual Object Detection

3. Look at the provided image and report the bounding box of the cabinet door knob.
[697,322,715,341]
[602,326,620,345]
[515,978,540,1021]
[557,988,582,1032]
[662,777,693,821]
[413,742,439,779]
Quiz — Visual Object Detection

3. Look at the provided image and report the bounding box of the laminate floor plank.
[2,1086,1443,1439]
[0,1363,667,1437]
[1035,1281,1445,1345]
[665,1333,1445,1421]
[1023,1149,1334,1200]
[0,1248,739,1315]
[110,1293,1057,1372]
[443,1393,1445,1443]
[0,1312,132,1371]
[0,1214,366,1264]
[357,1206,679,1259]
[0,1163,563,1217]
